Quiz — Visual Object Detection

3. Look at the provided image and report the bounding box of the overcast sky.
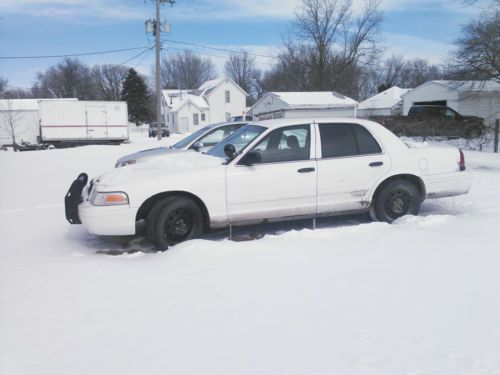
[0,0,483,89]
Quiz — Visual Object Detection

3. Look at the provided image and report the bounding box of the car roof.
[248,117,378,129]
[206,120,248,129]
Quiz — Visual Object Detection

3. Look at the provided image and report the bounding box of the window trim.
[315,122,384,160]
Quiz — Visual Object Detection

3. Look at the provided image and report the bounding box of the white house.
[357,86,411,118]
[250,91,358,121]
[162,77,248,134]
[402,80,500,125]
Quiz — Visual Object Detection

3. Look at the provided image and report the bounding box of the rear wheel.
[147,196,204,250]
[371,180,421,223]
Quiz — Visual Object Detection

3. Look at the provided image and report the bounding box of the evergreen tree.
[121,68,152,125]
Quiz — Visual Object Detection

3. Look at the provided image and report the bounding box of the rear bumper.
[423,171,472,199]
[79,201,137,235]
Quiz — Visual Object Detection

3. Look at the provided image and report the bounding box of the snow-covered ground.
[1,128,500,375]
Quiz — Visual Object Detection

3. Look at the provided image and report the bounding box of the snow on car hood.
[97,152,224,187]
[116,146,185,165]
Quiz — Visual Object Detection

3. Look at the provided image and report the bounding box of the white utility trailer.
[39,100,129,145]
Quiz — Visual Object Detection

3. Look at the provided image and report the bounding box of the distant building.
[162,77,248,134]
[250,91,358,121]
[402,80,500,125]
[357,86,411,118]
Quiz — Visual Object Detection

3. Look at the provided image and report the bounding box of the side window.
[225,90,231,103]
[319,123,381,158]
[248,125,310,164]
[351,124,382,155]
[199,128,226,147]
[193,113,199,125]
[319,123,357,158]
[201,113,206,121]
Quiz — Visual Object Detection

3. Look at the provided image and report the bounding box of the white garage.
[250,91,358,121]
[402,80,500,125]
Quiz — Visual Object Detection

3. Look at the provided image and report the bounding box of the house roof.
[168,94,209,113]
[433,80,500,92]
[358,86,411,110]
[266,91,358,109]
[199,76,248,97]
[402,80,500,97]
[199,77,226,92]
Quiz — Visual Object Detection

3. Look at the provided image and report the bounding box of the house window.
[225,112,231,121]
[201,113,206,121]
[193,113,199,125]
[225,90,231,103]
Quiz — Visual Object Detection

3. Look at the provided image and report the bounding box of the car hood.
[99,152,224,187]
[116,147,185,165]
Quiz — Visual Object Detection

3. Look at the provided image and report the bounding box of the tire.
[372,180,421,223]
[147,196,204,250]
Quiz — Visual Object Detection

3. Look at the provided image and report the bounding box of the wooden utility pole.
[494,118,499,153]
[151,0,174,141]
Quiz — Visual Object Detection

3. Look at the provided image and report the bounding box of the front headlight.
[91,191,129,206]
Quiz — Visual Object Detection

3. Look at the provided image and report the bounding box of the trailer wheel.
[147,196,204,250]
[47,144,55,150]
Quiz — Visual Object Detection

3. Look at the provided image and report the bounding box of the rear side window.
[352,124,382,154]
[319,123,381,158]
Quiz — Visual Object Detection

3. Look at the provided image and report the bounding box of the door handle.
[297,167,315,173]
[369,161,383,167]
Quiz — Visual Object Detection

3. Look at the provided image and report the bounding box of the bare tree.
[158,50,217,89]
[264,0,383,98]
[376,54,444,91]
[224,51,262,103]
[450,11,500,82]
[0,77,6,97]
[0,100,25,146]
[31,58,97,99]
[91,64,128,101]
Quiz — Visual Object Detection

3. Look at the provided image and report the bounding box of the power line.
[164,39,279,60]
[0,46,152,60]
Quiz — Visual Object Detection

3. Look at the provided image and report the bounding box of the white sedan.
[65,118,472,249]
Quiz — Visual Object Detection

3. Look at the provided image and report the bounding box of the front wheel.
[371,180,421,223]
[147,196,204,250]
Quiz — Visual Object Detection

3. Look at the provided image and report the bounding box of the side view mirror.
[224,144,237,159]
[240,150,261,166]
[192,141,204,152]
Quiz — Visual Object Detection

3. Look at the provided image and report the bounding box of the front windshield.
[207,125,266,158]
[172,125,213,149]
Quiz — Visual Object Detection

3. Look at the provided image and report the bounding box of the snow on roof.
[358,86,411,110]
[431,80,500,92]
[272,91,358,108]
[198,77,226,92]
[170,94,209,112]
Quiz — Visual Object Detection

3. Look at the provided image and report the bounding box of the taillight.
[459,149,465,171]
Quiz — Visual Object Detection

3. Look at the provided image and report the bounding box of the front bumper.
[79,201,137,235]
[65,173,137,235]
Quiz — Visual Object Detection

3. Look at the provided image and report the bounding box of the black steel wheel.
[372,180,421,223]
[147,196,203,250]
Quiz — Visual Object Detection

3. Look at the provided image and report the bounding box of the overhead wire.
[0,46,153,60]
